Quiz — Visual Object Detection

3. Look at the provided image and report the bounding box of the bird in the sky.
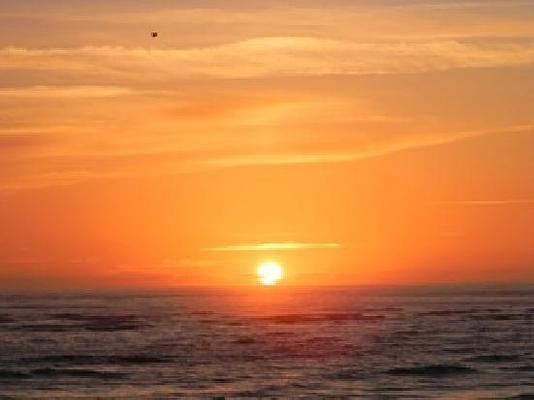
[151,32,158,38]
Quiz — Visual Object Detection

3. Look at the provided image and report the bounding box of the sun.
[257,261,284,286]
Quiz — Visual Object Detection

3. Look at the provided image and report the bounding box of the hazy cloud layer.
[1,1,534,191]
[2,38,534,79]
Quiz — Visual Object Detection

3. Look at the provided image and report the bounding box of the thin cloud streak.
[207,242,342,252]
[1,124,533,192]
[393,0,534,10]
[0,86,134,99]
[436,200,534,206]
[2,37,534,79]
[204,124,534,168]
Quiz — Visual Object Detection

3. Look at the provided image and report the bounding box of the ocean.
[0,285,533,398]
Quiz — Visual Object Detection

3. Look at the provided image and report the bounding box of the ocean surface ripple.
[0,285,533,398]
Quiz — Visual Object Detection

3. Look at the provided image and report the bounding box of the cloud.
[0,134,44,150]
[394,0,534,10]
[436,200,534,206]
[1,123,532,192]
[0,86,134,99]
[202,124,534,168]
[0,170,94,192]
[2,36,534,79]
[1,27,533,194]
[159,258,220,269]
[207,242,342,252]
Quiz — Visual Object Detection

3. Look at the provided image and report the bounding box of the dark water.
[0,286,533,398]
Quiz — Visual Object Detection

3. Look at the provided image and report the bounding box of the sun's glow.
[257,261,284,286]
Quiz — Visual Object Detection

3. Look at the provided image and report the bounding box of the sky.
[1,0,533,289]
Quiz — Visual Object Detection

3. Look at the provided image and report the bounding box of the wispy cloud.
[203,124,534,168]
[2,37,534,79]
[393,0,534,10]
[1,123,532,192]
[436,200,534,206]
[0,86,134,99]
[0,171,94,192]
[207,242,342,252]
[6,2,534,40]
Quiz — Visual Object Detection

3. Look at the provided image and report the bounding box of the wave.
[25,355,170,365]
[501,365,534,372]
[467,354,521,363]
[0,370,30,380]
[468,313,525,321]
[30,368,125,379]
[14,324,75,332]
[305,336,342,344]
[386,364,477,377]
[364,307,402,312]
[12,313,150,332]
[328,369,368,380]
[419,310,474,317]
[50,313,150,331]
[225,320,245,326]
[0,315,14,324]
[257,313,385,324]
[189,311,216,316]
[442,346,486,354]
[233,337,256,345]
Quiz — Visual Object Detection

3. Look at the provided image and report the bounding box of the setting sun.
[257,261,284,286]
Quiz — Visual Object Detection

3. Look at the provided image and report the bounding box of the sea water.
[0,285,533,398]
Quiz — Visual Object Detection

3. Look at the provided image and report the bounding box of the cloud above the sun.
[2,1,534,191]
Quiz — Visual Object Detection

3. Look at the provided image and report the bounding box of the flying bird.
[151,32,158,38]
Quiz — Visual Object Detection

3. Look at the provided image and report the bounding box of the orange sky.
[1,0,533,289]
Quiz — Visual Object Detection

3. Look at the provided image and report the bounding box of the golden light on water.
[257,261,284,286]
